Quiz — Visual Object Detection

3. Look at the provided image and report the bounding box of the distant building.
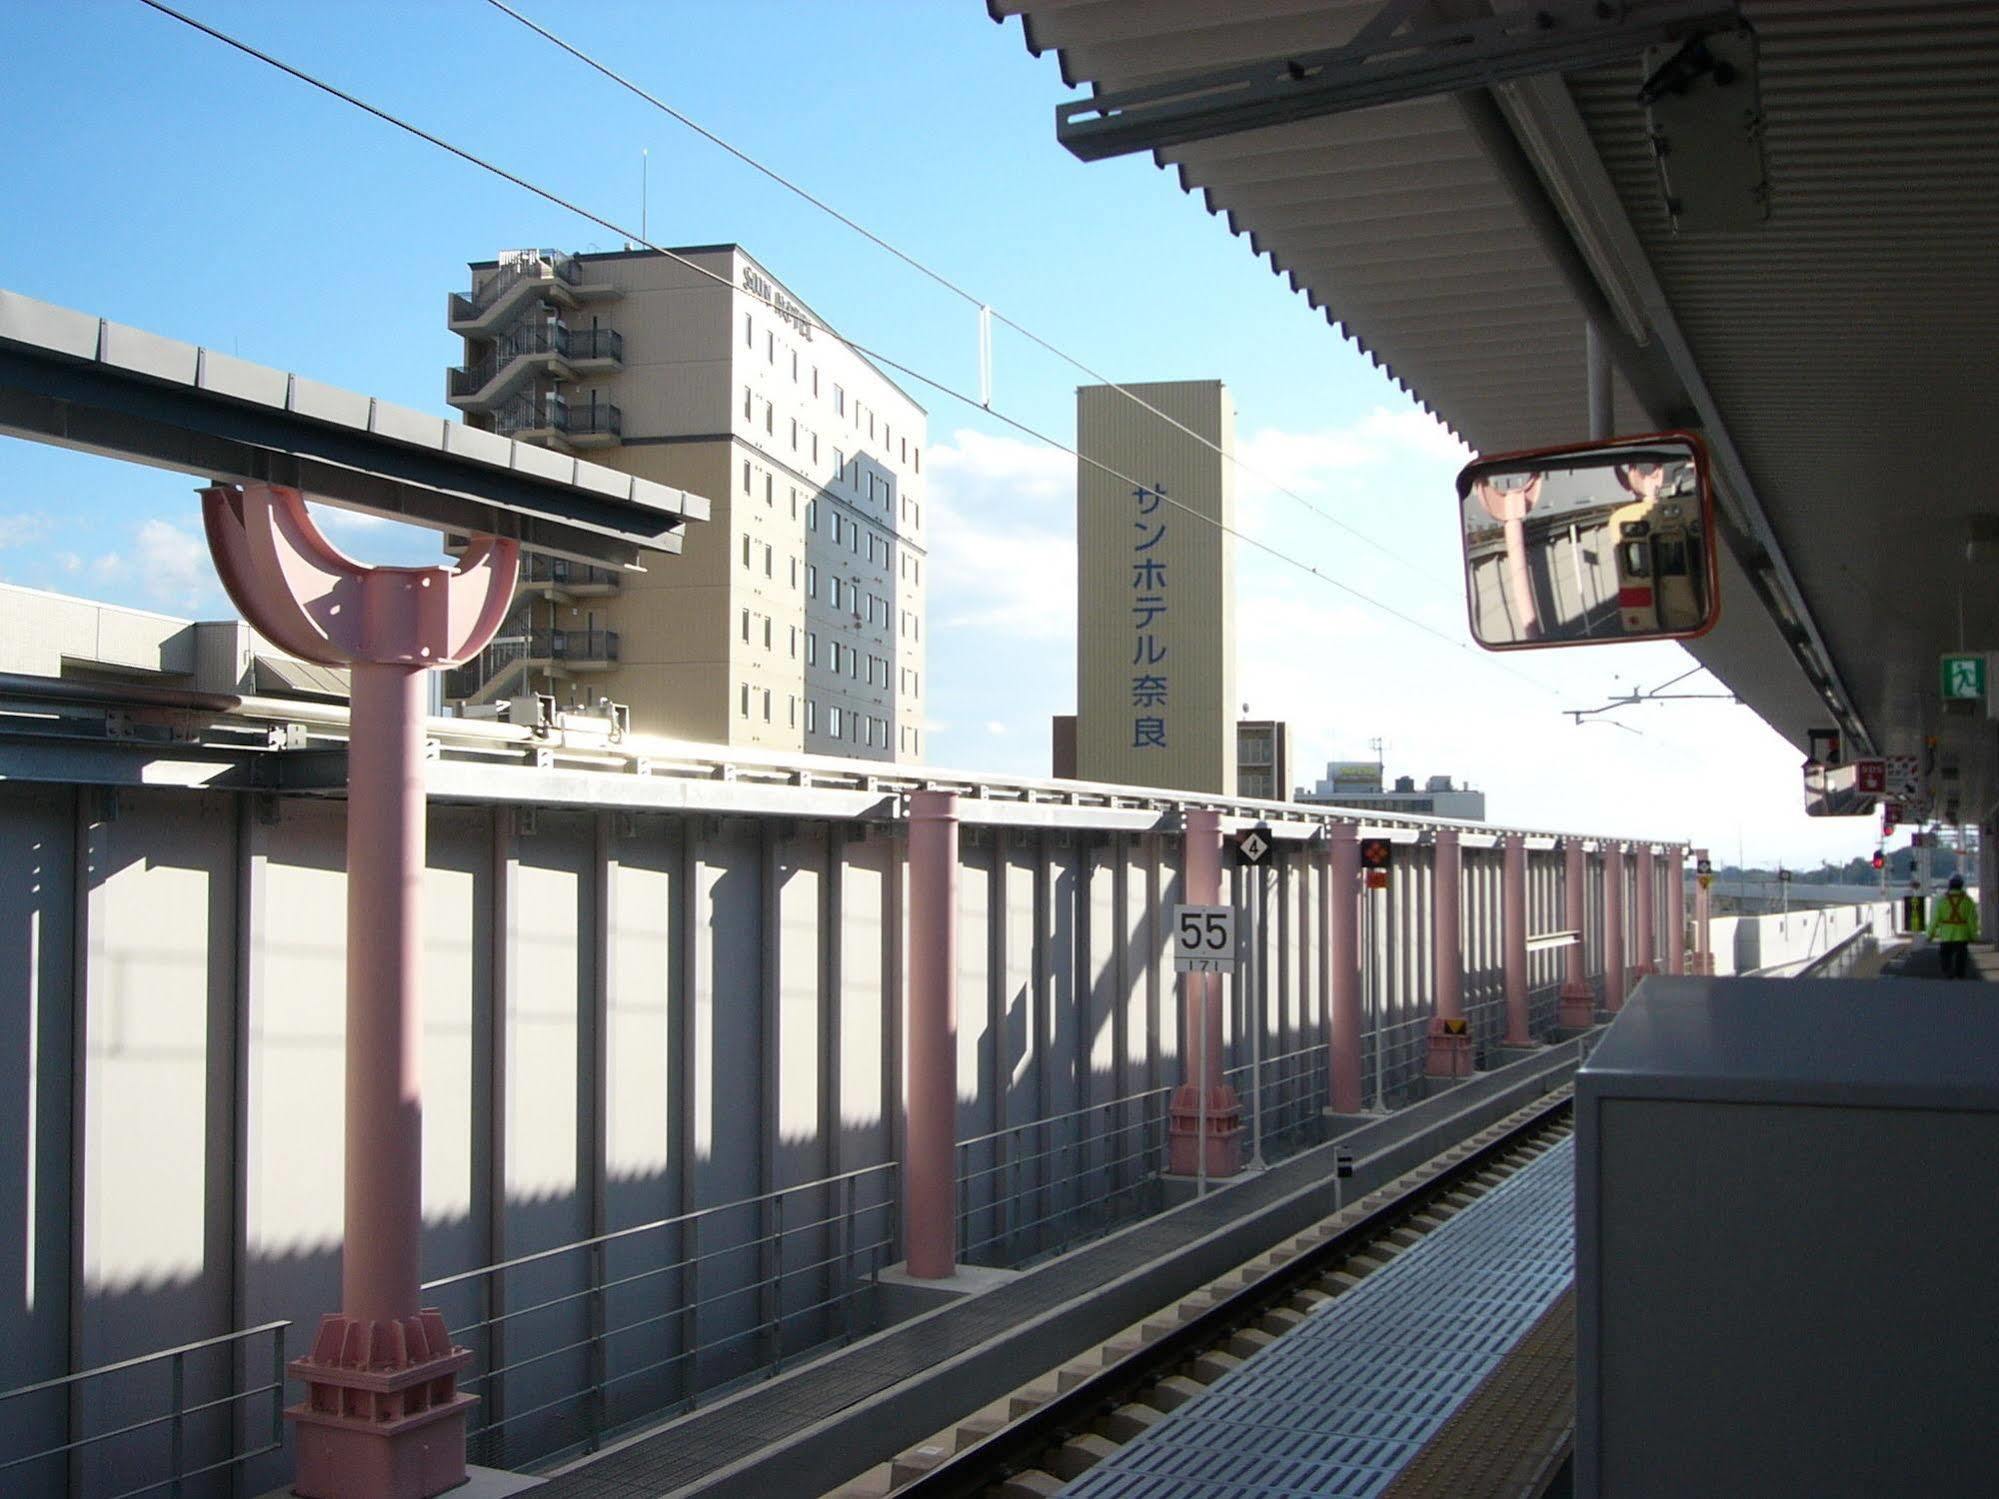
[1235,719,1292,800]
[441,245,927,760]
[0,581,349,700]
[1298,763,1486,820]
[1074,380,1236,793]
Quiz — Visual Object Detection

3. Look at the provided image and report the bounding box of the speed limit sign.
[1172,904,1237,973]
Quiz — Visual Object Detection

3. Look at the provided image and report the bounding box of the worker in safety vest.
[1930,875,1979,980]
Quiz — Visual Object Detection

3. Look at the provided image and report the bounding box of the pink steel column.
[1326,824,1363,1113]
[1692,846,1714,974]
[905,791,959,1279]
[1168,809,1243,1175]
[1633,844,1657,977]
[1501,834,1532,1047]
[200,484,515,1499]
[1667,846,1688,974]
[1603,841,1628,1012]
[1559,838,1595,1028]
[1425,828,1472,1077]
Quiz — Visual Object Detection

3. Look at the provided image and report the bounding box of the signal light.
[1872,850,1886,871]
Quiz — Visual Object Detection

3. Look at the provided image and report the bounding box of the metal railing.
[488,393,624,441]
[521,554,619,589]
[955,1088,1173,1266]
[443,634,530,700]
[537,627,618,663]
[425,1161,898,1472]
[0,1321,289,1499]
[449,252,581,323]
[450,322,569,398]
[1225,1039,1330,1162]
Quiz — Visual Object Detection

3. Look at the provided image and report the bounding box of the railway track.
[825,1090,1575,1499]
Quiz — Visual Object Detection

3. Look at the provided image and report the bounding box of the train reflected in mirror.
[1457,431,1718,649]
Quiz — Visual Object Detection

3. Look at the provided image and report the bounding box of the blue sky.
[0,0,1893,866]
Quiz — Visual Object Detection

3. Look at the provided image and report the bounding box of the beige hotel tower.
[442,246,929,761]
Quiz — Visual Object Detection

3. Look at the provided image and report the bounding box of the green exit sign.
[1941,653,1986,701]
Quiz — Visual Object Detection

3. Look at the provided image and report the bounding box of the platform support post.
[1692,845,1714,975]
[1326,824,1363,1113]
[1667,846,1688,975]
[1634,843,1657,978]
[1502,834,1533,1046]
[1426,828,1473,1077]
[200,484,516,1499]
[1603,842,1627,1013]
[1559,839,1595,1028]
[1169,809,1243,1175]
[905,790,960,1279]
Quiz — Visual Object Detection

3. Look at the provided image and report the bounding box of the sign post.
[1234,825,1273,1171]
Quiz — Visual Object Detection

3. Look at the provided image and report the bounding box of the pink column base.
[1558,981,1598,1029]
[1425,1022,1476,1079]
[1167,1084,1245,1176]
[286,1311,474,1499]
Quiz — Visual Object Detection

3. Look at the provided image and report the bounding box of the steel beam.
[1057,1,1738,163]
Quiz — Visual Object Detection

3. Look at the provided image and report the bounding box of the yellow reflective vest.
[1931,891,1979,943]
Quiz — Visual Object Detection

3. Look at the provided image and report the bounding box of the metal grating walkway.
[1060,1136,1576,1498]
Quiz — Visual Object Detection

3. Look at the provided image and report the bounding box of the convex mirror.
[1456,431,1718,649]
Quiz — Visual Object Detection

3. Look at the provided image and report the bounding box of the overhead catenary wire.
[131,0,1561,693]
[478,0,1438,578]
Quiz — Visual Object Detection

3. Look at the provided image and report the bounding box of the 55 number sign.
[1172,904,1237,973]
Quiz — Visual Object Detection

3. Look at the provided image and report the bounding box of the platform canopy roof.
[992,0,1999,823]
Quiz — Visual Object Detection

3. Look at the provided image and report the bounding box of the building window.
[914,446,921,474]
[790,418,798,451]
[806,699,816,733]
[807,499,818,531]
[829,705,842,738]
[745,313,753,348]
[811,433,819,463]
[806,630,817,665]
[739,683,750,718]
[789,695,797,727]
[812,367,819,397]
[763,542,773,576]
[832,513,843,545]
[767,331,775,363]
[912,558,921,586]
[834,384,845,415]
[762,687,772,722]
[901,437,908,465]
[765,404,774,435]
[790,487,798,519]
[742,386,752,420]
[829,577,842,610]
[741,533,751,568]
[739,608,750,642]
[789,556,798,589]
[762,616,772,648]
[833,447,844,478]
[791,350,799,382]
[788,626,798,658]
[742,460,751,494]
[806,564,817,598]
[913,728,919,755]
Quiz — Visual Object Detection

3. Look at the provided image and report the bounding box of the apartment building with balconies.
[443,245,928,760]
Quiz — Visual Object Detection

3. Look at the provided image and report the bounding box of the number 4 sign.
[1172,904,1237,974]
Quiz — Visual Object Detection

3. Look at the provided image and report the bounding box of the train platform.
[533,1043,1588,1499]
[1057,1136,1576,1498]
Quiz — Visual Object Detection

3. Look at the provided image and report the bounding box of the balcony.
[537,626,618,669]
[488,392,623,450]
[520,552,620,597]
[442,626,619,704]
[445,251,619,338]
[447,324,622,414]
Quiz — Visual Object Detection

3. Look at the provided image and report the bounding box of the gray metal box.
[1576,977,1999,1497]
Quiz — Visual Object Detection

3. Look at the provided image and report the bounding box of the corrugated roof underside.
[990,0,1642,450]
[1569,1,1999,755]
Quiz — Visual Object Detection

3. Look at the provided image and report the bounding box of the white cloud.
[985,720,1007,736]
[0,512,52,549]
[926,428,1077,645]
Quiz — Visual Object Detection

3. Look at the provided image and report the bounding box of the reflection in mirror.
[1457,432,1717,649]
